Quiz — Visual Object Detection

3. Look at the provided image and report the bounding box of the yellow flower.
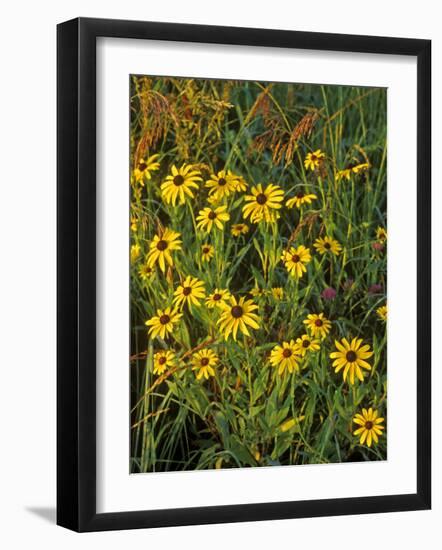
[145,307,182,339]
[231,173,248,192]
[295,334,320,357]
[314,236,342,256]
[133,154,160,183]
[130,215,138,232]
[231,223,249,237]
[196,205,230,233]
[303,313,332,339]
[173,276,206,309]
[147,228,182,272]
[281,245,311,278]
[217,296,260,340]
[271,287,284,300]
[286,191,317,209]
[304,149,325,171]
[192,349,218,380]
[351,162,369,174]
[376,226,387,242]
[201,244,215,262]
[353,408,385,447]
[335,162,369,182]
[205,170,237,200]
[242,183,284,223]
[130,243,141,264]
[153,350,176,375]
[270,340,302,375]
[138,263,155,281]
[377,304,387,322]
[205,288,231,309]
[161,164,202,206]
[330,337,374,384]
[250,287,265,298]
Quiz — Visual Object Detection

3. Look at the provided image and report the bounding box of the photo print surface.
[129,76,387,473]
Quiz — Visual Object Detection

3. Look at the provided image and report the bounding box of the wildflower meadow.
[129,76,387,473]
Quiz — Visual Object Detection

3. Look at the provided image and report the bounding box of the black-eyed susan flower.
[231,223,249,237]
[217,296,260,340]
[335,168,351,182]
[270,340,302,375]
[376,226,387,242]
[280,415,305,433]
[147,228,182,272]
[304,149,325,171]
[351,162,369,174]
[281,245,311,279]
[138,263,155,282]
[303,313,332,339]
[133,154,160,183]
[242,183,284,223]
[353,408,385,447]
[330,337,373,384]
[286,191,317,209]
[335,162,369,182]
[231,172,248,192]
[145,307,182,339]
[191,349,218,380]
[313,236,342,256]
[173,276,206,309]
[205,170,236,200]
[295,334,320,357]
[161,164,202,206]
[271,287,284,300]
[377,304,387,322]
[130,243,141,264]
[201,244,214,263]
[196,205,230,233]
[153,349,176,375]
[205,288,231,309]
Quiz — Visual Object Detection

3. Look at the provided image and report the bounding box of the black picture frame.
[57,17,431,532]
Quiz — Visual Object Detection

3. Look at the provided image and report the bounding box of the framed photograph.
[57,17,431,532]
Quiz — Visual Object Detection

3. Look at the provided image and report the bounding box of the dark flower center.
[156,239,168,251]
[346,350,357,362]
[314,319,323,327]
[138,162,147,171]
[256,193,267,205]
[159,314,170,325]
[200,357,209,366]
[365,421,373,430]
[291,254,300,263]
[231,305,243,318]
[158,356,167,365]
[282,348,292,358]
[173,175,185,186]
[218,178,227,186]
[182,287,192,296]
[208,211,217,220]
[213,293,221,301]
[302,340,310,348]
[324,242,331,250]
[202,247,210,254]
[310,154,317,162]
[296,192,304,199]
